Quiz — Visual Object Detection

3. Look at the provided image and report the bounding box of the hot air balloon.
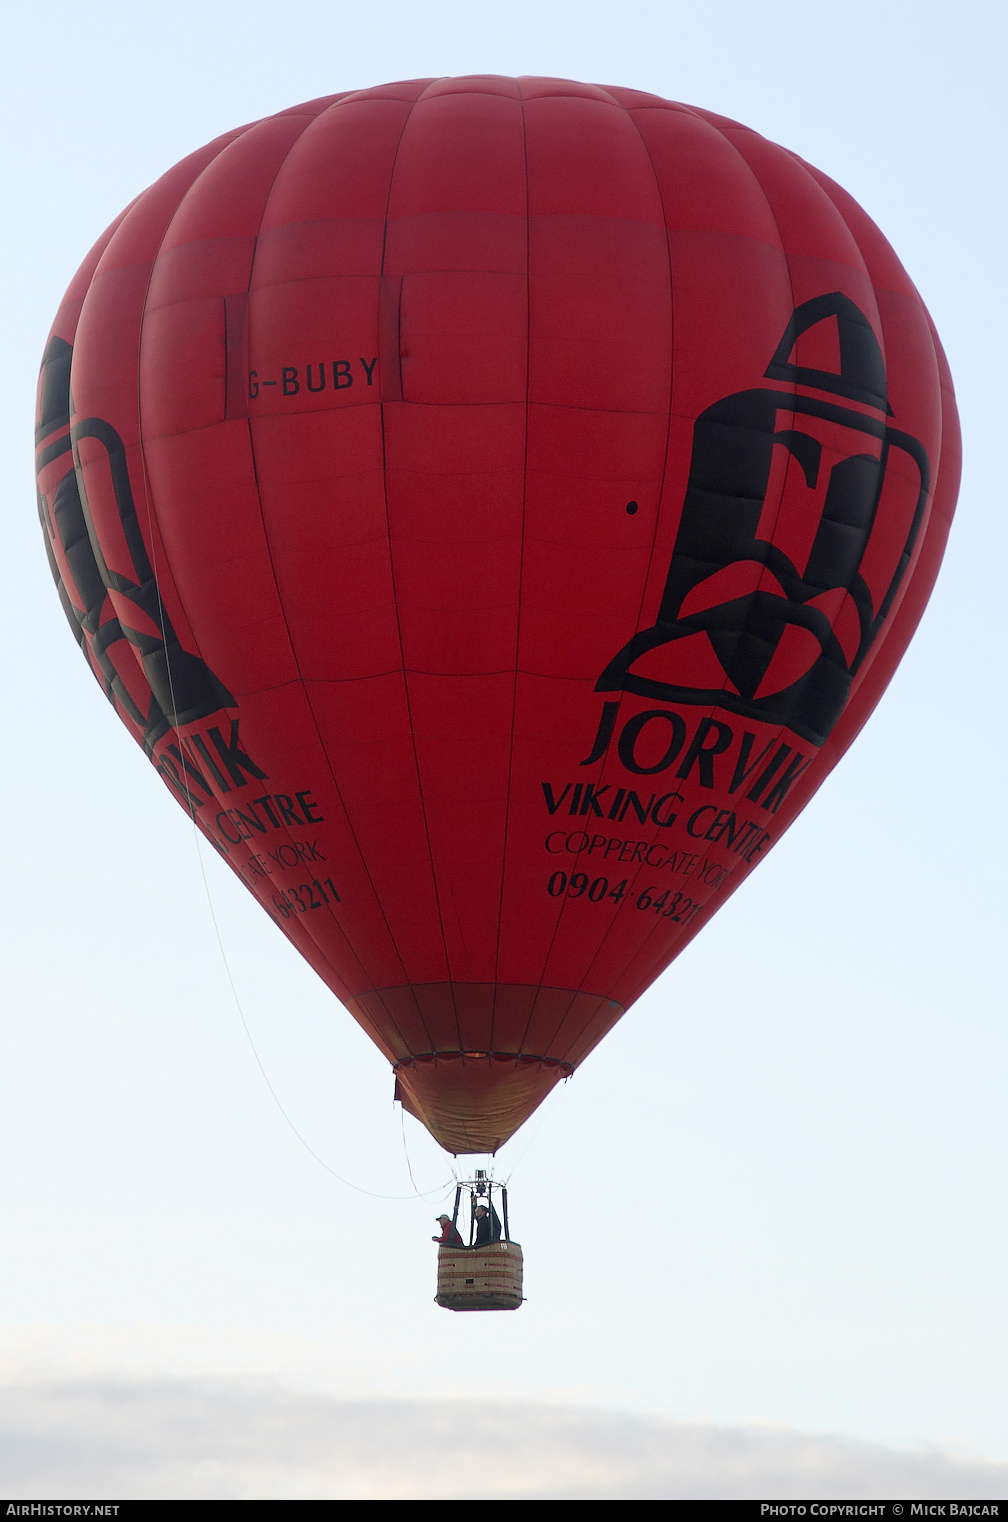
[35,77,960,1167]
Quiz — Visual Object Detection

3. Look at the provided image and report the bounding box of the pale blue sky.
[1,0,1005,1496]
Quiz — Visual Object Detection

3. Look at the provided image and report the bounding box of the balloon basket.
[434,1171,524,1311]
[436,1240,524,1312]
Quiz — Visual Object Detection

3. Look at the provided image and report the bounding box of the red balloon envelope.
[35,78,960,1153]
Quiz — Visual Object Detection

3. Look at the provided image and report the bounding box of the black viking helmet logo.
[35,335,234,754]
[597,293,931,748]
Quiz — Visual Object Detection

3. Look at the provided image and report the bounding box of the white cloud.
[0,1377,1005,1500]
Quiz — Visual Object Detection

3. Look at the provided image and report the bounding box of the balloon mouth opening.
[394,1052,574,1073]
[393,1052,577,1155]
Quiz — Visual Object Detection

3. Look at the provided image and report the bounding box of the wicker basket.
[436,1240,524,1311]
